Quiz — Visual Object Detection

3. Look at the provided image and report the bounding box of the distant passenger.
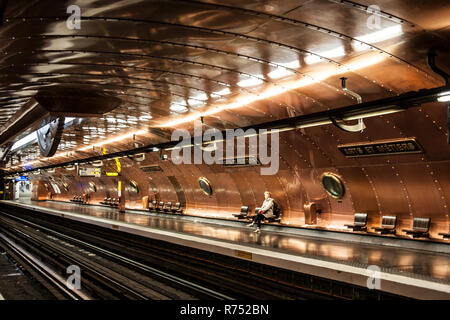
[248,191,274,233]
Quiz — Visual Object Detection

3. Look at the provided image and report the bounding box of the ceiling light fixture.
[237,78,264,87]
[212,87,231,96]
[437,91,450,102]
[268,68,293,79]
[170,103,188,112]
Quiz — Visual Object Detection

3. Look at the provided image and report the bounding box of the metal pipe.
[329,77,365,132]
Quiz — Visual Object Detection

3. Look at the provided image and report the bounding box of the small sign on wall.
[338,138,422,158]
[78,167,101,177]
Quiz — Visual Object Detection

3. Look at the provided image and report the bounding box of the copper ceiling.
[0,0,449,168]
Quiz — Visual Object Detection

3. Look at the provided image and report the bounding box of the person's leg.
[247,214,257,226]
[248,213,261,227]
[256,213,264,228]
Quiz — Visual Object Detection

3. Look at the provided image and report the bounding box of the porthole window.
[321,173,345,199]
[129,180,139,193]
[89,182,97,192]
[199,177,212,196]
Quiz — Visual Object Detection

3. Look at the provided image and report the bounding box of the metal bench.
[372,215,397,235]
[101,197,112,205]
[171,202,183,213]
[403,217,431,238]
[156,201,164,212]
[233,206,249,219]
[72,196,83,203]
[163,201,172,212]
[266,215,282,223]
[345,213,368,231]
[149,200,157,211]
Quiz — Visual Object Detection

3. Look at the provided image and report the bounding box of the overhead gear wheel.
[37,117,65,157]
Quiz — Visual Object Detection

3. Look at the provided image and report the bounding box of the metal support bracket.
[330,115,365,133]
[428,52,449,86]
[37,117,65,157]
[331,78,366,133]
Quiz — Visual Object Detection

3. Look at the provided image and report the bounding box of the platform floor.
[1,199,449,298]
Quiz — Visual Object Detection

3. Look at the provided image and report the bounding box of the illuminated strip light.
[10,129,146,169]
[10,117,76,152]
[5,105,408,172]
[268,68,293,79]
[164,107,404,153]
[305,46,346,65]
[11,131,37,151]
[437,91,450,102]
[354,25,403,48]
[78,130,146,152]
[237,78,264,87]
[295,107,405,129]
[212,88,231,96]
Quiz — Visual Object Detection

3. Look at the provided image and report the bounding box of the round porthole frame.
[88,181,97,193]
[129,180,139,194]
[321,172,345,199]
[198,177,213,196]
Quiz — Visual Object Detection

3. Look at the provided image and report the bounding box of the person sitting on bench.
[247,191,274,233]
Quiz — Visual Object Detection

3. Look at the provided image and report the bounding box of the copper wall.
[40,102,450,240]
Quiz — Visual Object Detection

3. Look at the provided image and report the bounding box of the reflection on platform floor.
[11,200,450,284]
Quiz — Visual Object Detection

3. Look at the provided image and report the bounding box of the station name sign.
[78,167,101,177]
[14,176,29,182]
[338,138,422,158]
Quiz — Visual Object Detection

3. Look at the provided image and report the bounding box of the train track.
[0,232,90,300]
[0,205,342,300]
[0,211,232,300]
